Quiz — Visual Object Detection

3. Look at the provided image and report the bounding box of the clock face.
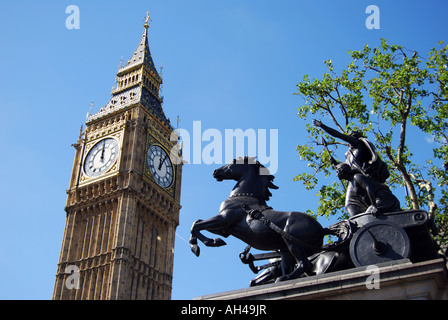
[84,138,120,178]
[147,145,174,188]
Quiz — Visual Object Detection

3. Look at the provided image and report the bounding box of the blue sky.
[0,0,447,300]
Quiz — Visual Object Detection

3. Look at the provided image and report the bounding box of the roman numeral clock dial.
[147,145,174,188]
[83,137,120,178]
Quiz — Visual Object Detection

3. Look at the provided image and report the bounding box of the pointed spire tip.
[143,11,151,29]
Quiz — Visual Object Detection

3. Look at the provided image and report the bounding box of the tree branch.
[410,173,437,218]
[320,95,346,133]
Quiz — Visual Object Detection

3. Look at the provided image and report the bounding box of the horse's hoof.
[191,245,200,257]
[203,238,227,247]
[213,238,227,247]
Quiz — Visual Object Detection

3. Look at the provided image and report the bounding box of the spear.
[321,137,346,192]
[321,137,338,166]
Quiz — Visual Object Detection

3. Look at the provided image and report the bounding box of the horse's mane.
[235,156,279,201]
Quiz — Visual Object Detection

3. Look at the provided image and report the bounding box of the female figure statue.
[335,162,401,217]
[313,119,389,183]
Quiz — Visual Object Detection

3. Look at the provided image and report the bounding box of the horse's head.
[213,156,279,201]
[213,156,254,181]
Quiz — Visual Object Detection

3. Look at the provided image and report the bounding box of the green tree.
[295,39,448,248]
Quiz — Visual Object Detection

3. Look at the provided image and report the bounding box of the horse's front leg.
[188,219,202,255]
[189,215,229,257]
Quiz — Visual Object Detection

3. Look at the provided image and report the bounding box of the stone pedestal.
[195,258,448,300]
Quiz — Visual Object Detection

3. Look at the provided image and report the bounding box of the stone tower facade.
[53,14,182,300]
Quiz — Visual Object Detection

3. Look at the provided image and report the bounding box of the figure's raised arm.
[313,119,358,145]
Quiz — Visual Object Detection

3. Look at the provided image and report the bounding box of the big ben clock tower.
[53,13,182,300]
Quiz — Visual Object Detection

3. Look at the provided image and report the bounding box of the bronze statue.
[189,155,438,287]
[189,123,439,287]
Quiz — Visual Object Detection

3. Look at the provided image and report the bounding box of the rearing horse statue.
[189,156,325,282]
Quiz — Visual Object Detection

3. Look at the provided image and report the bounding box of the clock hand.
[100,140,106,162]
[158,154,168,171]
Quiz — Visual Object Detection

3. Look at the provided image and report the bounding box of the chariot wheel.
[349,220,411,267]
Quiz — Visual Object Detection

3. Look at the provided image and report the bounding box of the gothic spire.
[119,11,160,79]
[87,12,171,130]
